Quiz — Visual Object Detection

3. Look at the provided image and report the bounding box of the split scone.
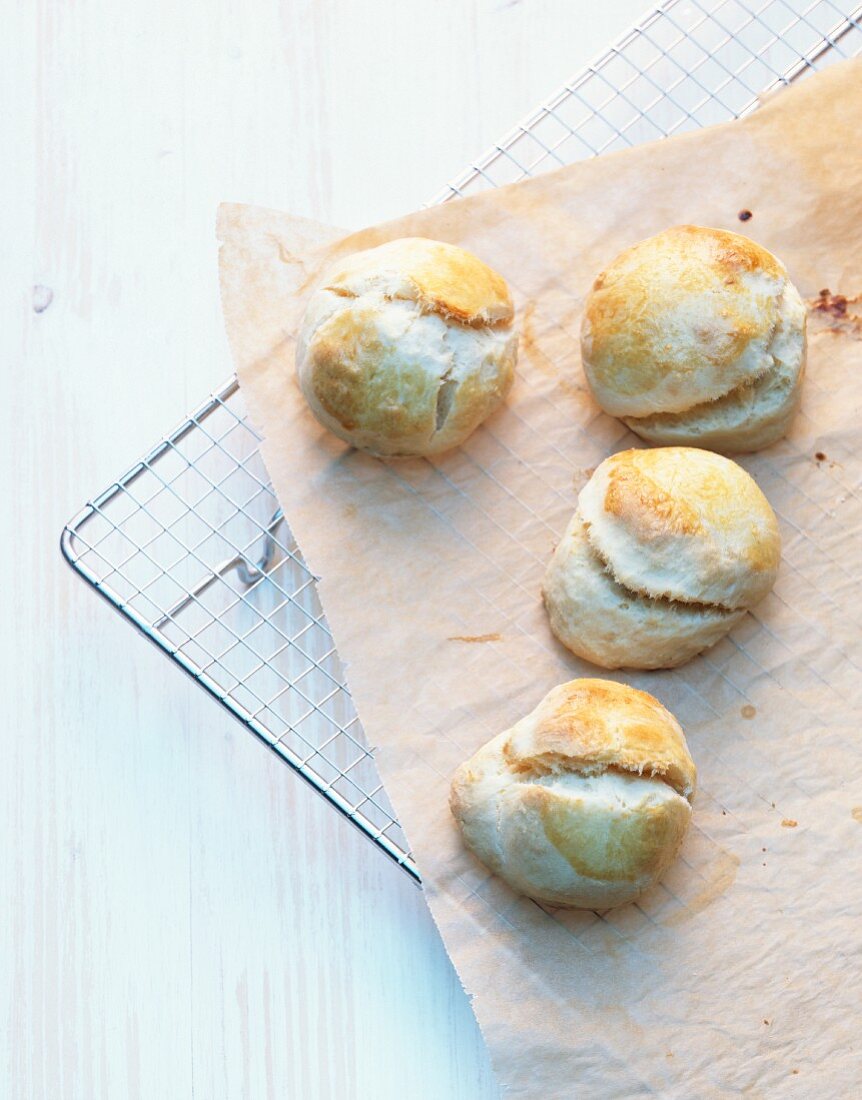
[543,447,780,669]
[296,237,518,457]
[450,679,696,910]
[580,225,806,452]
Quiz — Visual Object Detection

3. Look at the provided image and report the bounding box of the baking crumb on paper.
[807,288,862,339]
[781,819,798,828]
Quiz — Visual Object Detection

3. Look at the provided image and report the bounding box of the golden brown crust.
[449,680,695,909]
[606,448,779,581]
[307,306,437,440]
[324,237,513,325]
[295,238,517,457]
[503,679,696,797]
[603,462,703,538]
[581,225,791,420]
[527,783,690,885]
[542,508,744,669]
[579,447,781,610]
[621,282,806,453]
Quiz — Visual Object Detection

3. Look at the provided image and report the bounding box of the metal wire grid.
[429,0,862,203]
[62,378,416,875]
[61,0,862,884]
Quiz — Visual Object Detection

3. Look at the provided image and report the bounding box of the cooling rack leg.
[153,508,285,629]
[235,508,284,585]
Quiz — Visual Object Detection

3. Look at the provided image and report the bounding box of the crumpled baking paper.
[218,59,862,1097]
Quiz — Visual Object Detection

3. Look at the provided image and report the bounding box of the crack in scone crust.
[576,447,781,611]
[580,226,806,446]
[581,515,733,615]
[622,280,806,449]
[541,499,750,669]
[294,238,518,456]
[320,236,514,327]
[449,680,697,906]
[323,280,514,329]
[633,281,788,414]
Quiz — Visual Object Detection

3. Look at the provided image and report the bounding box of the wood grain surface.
[2,2,645,1096]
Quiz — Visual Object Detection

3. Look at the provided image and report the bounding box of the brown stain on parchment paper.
[448,633,503,644]
[807,289,862,339]
[520,300,539,357]
[813,450,843,471]
[520,300,582,398]
[852,807,862,823]
[274,238,294,265]
[663,851,740,926]
[571,467,596,494]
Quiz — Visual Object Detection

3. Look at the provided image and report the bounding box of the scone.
[543,447,780,669]
[580,225,806,452]
[295,237,518,457]
[450,679,696,910]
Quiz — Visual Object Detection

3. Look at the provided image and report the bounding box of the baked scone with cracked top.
[580,225,806,452]
[543,447,780,669]
[450,678,696,910]
[296,237,517,457]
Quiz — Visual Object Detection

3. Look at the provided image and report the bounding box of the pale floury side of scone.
[543,447,780,669]
[580,225,806,452]
[296,238,518,457]
[450,679,696,910]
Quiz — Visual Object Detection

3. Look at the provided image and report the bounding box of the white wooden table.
[2,3,645,1096]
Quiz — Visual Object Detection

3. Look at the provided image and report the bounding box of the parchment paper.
[219,60,862,1097]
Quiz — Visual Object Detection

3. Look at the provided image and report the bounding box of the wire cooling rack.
[62,0,862,884]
